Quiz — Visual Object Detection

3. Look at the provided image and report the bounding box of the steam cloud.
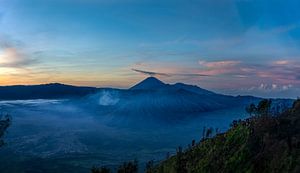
[98,91,119,106]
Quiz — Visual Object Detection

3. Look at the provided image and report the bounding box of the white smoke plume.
[98,90,119,106]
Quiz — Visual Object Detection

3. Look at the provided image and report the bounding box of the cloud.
[223,82,298,99]
[197,60,243,76]
[132,68,210,77]
[198,60,240,68]
[246,83,294,92]
[132,68,169,77]
[0,36,37,68]
[131,58,300,93]
[282,84,293,91]
[270,24,299,34]
[272,84,277,90]
[197,59,300,86]
[273,60,290,65]
[260,60,300,85]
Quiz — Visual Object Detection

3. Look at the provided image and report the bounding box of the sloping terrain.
[0,117,10,147]
[153,100,300,173]
[106,89,241,122]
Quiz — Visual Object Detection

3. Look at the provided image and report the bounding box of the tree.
[257,99,272,116]
[246,103,257,117]
[177,146,182,154]
[230,120,238,128]
[292,99,300,113]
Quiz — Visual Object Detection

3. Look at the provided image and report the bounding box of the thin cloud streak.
[132,68,169,77]
[132,68,210,77]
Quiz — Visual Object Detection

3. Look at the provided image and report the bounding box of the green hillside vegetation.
[92,99,300,173]
[153,99,300,173]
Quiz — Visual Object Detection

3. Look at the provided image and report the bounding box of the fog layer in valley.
[0,91,248,173]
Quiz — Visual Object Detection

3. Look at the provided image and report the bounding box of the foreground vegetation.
[153,99,300,173]
[93,99,300,173]
[0,114,11,147]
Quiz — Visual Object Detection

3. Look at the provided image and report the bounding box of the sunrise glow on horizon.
[0,0,300,98]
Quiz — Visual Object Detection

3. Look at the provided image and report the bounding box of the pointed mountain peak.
[142,77,164,84]
[130,77,167,90]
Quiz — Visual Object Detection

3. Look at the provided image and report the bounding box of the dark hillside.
[153,99,300,173]
[0,116,10,147]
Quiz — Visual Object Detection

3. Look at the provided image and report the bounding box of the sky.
[0,0,300,98]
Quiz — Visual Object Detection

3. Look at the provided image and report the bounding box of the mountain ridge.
[0,83,99,100]
[130,77,216,96]
[0,77,220,100]
[0,77,293,119]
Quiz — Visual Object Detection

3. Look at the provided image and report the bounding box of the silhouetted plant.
[117,159,138,173]
[191,139,196,147]
[177,146,182,154]
[91,166,111,173]
[145,160,154,173]
[0,114,11,147]
[205,127,213,138]
[257,99,272,117]
[187,144,192,150]
[292,99,300,113]
[215,128,219,134]
[165,152,170,159]
[176,146,187,173]
[230,120,238,128]
[246,103,257,116]
[201,126,206,141]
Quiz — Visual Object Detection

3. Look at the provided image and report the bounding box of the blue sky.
[0,0,300,98]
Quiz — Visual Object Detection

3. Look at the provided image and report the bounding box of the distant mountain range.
[0,83,98,100]
[0,77,292,121]
[95,77,264,121]
[0,77,221,100]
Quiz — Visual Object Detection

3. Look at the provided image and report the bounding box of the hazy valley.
[0,77,294,173]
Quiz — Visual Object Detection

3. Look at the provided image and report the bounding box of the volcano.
[0,77,291,123]
[130,77,168,90]
[99,77,264,122]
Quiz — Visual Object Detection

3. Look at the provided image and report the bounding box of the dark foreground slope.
[0,116,10,147]
[153,100,300,173]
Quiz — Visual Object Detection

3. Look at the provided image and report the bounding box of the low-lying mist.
[0,91,248,173]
